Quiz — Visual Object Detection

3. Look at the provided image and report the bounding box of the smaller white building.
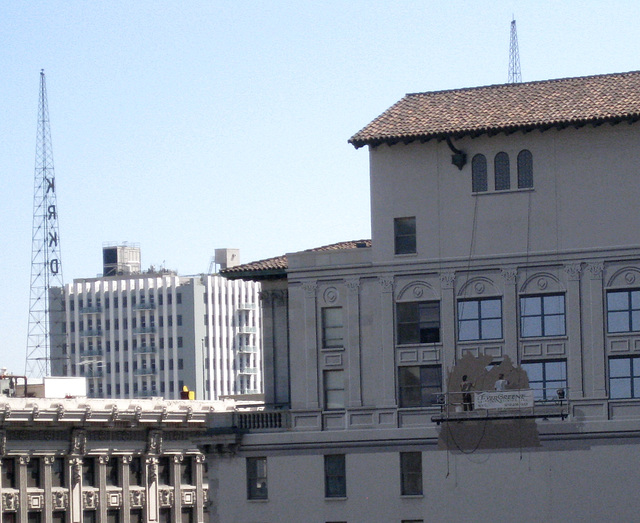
[50,246,262,401]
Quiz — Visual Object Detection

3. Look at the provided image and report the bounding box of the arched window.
[518,150,533,188]
[471,154,487,193]
[494,152,510,190]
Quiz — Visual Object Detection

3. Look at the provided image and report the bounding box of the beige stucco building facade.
[207,71,640,522]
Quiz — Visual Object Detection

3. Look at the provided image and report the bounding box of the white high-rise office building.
[50,246,262,400]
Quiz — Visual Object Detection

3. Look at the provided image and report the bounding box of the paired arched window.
[517,150,533,188]
[471,150,533,192]
[471,154,487,193]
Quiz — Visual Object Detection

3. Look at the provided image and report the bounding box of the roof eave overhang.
[348,115,640,150]
[220,268,287,282]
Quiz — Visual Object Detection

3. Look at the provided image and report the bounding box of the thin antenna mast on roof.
[508,18,522,83]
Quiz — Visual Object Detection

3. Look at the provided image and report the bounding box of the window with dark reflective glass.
[27,513,42,523]
[323,370,345,410]
[458,298,502,341]
[159,508,172,523]
[82,458,96,487]
[181,508,194,523]
[27,457,41,488]
[324,454,346,498]
[322,307,343,348]
[180,457,193,485]
[394,217,416,255]
[400,452,423,495]
[396,302,440,344]
[494,152,510,190]
[517,149,533,188]
[609,356,640,399]
[521,360,567,401]
[52,512,65,523]
[106,457,120,487]
[158,457,171,485]
[520,295,565,337]
[246,457,268,500]
[51,457,66,488]
[107,510,121,523]
[2,458,16,488]
[607,290,640,333]
[129,510,143,523]
[398,365,442,407]
[83,511,97,523]
[471,154,488,192]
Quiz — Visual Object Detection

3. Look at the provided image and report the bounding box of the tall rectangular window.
[607,289,640,333]
[2,458,16,488]
[322,307,343,348]
[246,457,268,500]
[106,457,120,487]
[396,302,440,344]
[324,454,346,498]
[398,365,442,407]
[394,217,416,255]
[609,356,640,399]
[458,298,502,341]
[400,452,423,496]
[324,370,345,410]
[82,458,96,487]
[27,457,41,488]
[158,457,171,485]
[180,457,193,485]
[129,457,142,486]
[521,360,567,401]
[51,457,66,488]
[520,294,565,337]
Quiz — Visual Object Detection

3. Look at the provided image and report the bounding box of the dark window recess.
[472,154,488,192]
[396,302,440,344]
[394,217,416,255]
[494,152,510,190]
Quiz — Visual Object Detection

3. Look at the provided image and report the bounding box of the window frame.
[398,365,442,408]
[607,289,640,333]
[246,457,268,500]
[494,152,510,191]
[323,369,345,410]
[517,149,533,188]
[520,294,566,338]
[394,217,416,255]
[396,301,441,345]
[321,307,344,349]
[521,360,567,401]
[324,454,346,498]
[609,356,640,399]
[400,452,423,496]
[457,298,503,341]
[471,153,488,193]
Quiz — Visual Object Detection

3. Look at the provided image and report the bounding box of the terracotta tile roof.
[221,240,371,280]
[349,71,640,148]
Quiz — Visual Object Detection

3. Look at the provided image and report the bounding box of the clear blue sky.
[2,1,640,375]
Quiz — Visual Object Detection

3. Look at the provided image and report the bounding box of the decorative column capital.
[345,278,360,295]
[501,268,518,285]
[378,276,394,293]
[302,282,318,298]
[585,262,604,280]
[440,271,456,289]
[564,263,582,281]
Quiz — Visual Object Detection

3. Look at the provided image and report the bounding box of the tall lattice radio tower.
[508,18,522,83]
[26,70,65,378]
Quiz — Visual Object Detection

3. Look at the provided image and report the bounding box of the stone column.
[194,454,206,523]
[584,262,606,398]
[98,456,108,522]
[69,457,82,523]
[346,278,362,407]
[501,268,519,364]
[378,276,396,407]
[18,456,28,523]
[43,455,54,522]
[440,272,456,383]
[172,455,183,523]
[302,282,319,409]
[563,263,585,399]
[121,456,132,522]
[145,456,159,522]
